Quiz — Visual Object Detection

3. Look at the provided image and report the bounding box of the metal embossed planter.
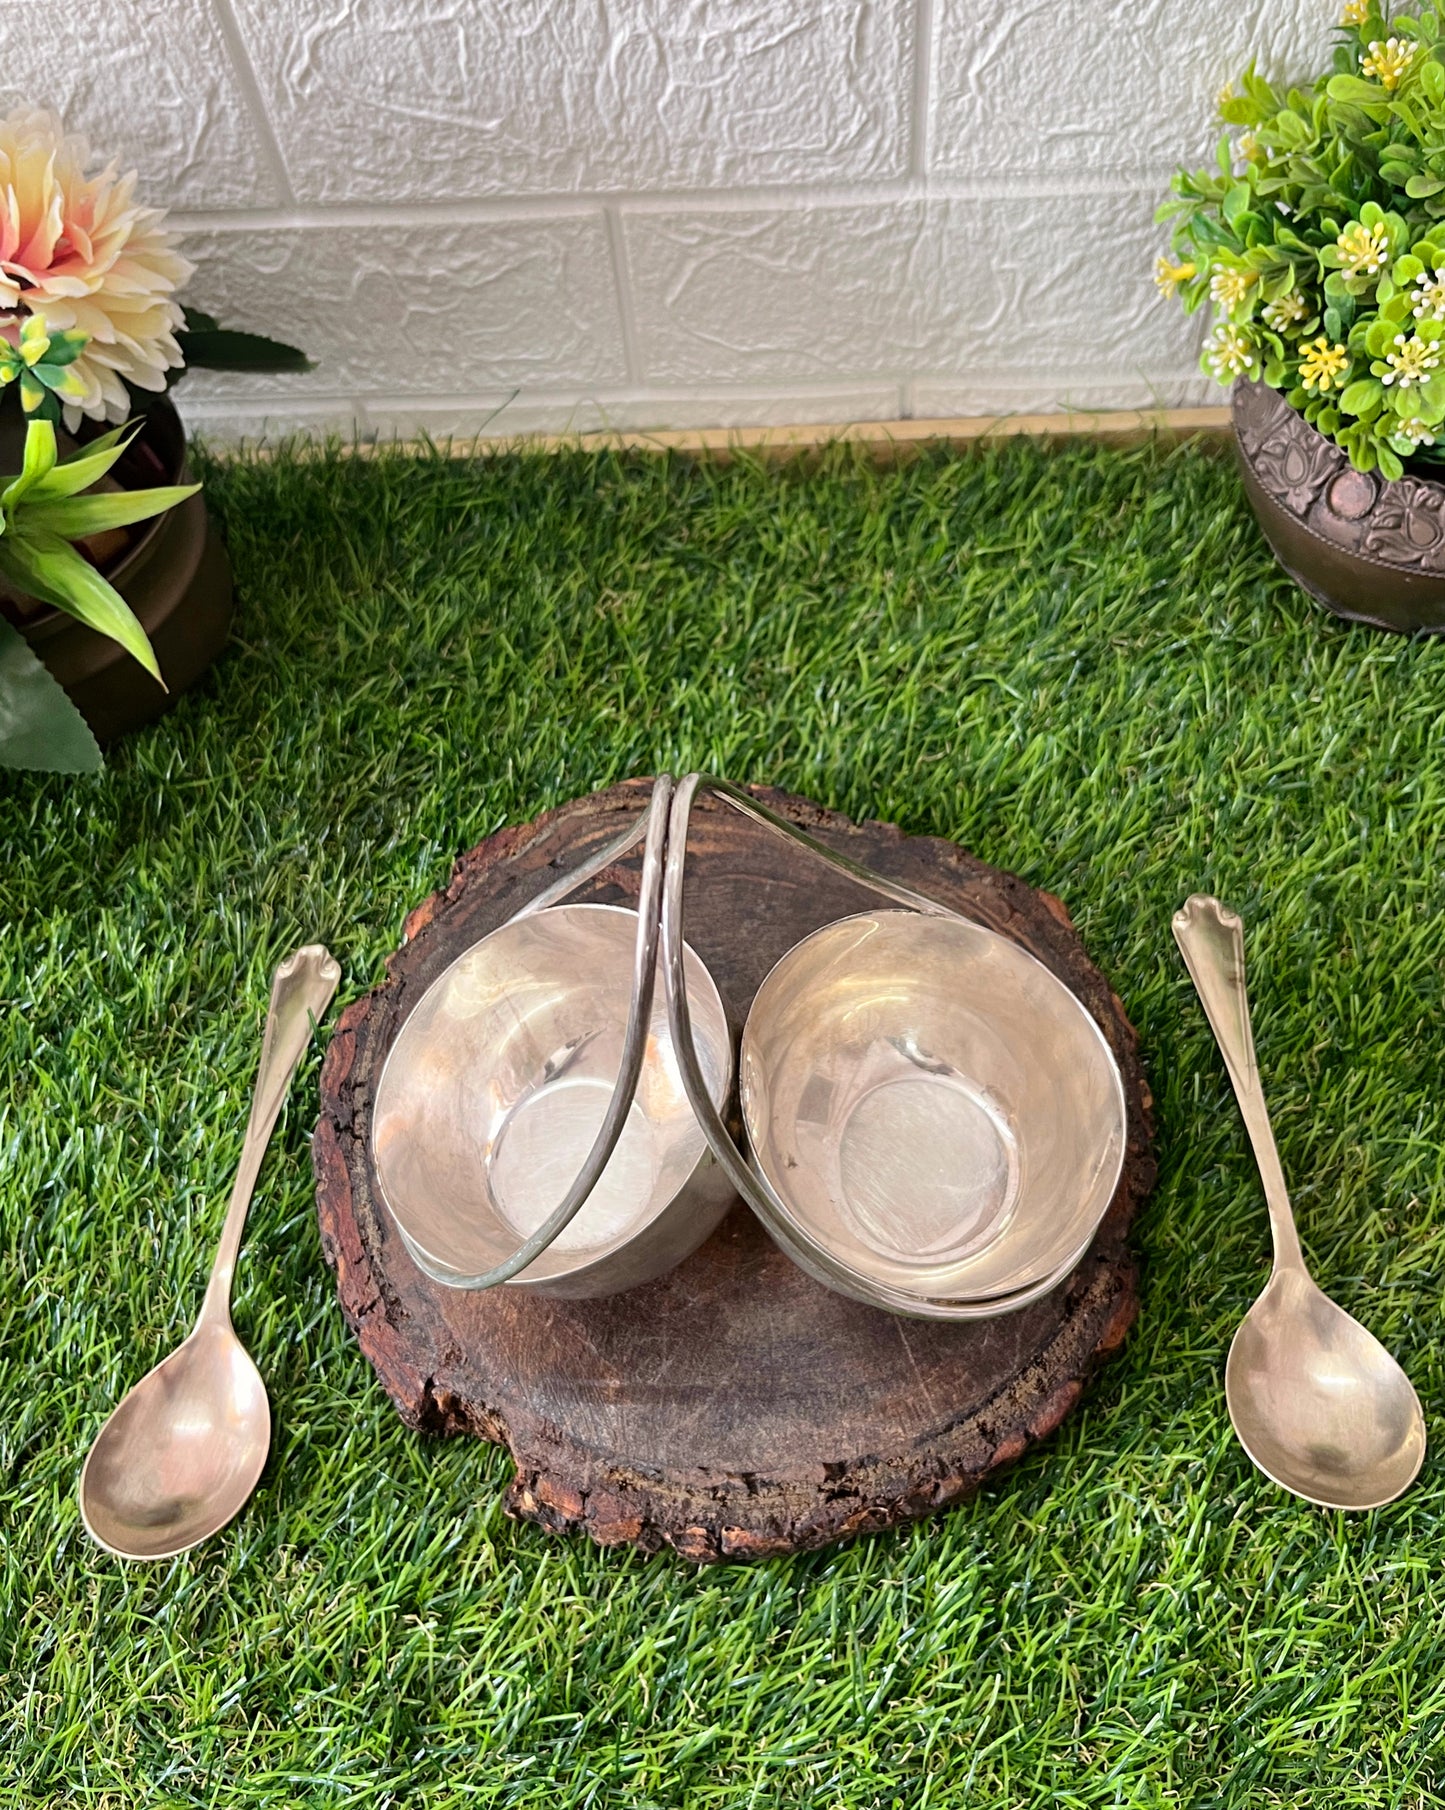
[1233,378,1445,635]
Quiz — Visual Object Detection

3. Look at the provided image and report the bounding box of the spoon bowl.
[79,1322,270,1559]
[1226,1268,1425,1511]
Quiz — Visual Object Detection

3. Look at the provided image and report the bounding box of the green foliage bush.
[1159,3,1445,477]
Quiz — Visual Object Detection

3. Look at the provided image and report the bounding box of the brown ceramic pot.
[1,396,232,741]
[1233,378,1445,634]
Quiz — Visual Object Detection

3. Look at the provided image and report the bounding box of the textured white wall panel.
[929,0,1326,180]
[0,0,1303,436]
[178,215,627,398]
[229,0,914,203]
[176,383,910,444]
[625,193,1186,385]
[0,0,283,210]
[911,373,1216,417]
[360,384,907,438]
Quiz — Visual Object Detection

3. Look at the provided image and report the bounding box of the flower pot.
[1232,378,1445,635]
[0,396,232,741]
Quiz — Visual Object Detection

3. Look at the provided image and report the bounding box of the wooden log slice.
[314,779,1155,1562]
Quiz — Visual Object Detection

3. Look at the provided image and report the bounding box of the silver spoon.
[79,945,341,1559]
[1173,896,1424,1509]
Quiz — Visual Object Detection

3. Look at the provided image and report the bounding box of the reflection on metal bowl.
[740,910,1126,1313]
[372,903,735,1297]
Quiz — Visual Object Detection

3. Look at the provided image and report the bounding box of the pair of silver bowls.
[371,777,1128,1320]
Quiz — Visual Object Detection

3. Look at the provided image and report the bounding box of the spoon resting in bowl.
[1172,895,1424,1510]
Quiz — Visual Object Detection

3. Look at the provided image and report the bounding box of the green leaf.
[28,427,138,501]
[1340,378,1383,416]
[1407,173,1445,196]
[175,327,312,375]
[1327,73,1391,107]
[1378,443,1405,480]
[0,616,101,772]
[0,418,58,509]
[1414,370,1445,414]
[0,528,162,683]
[23,484,198,538]
[35,331,86,368]
[1261,267,1295,301]
[179,305,221,335]
[1270,110,1311,148]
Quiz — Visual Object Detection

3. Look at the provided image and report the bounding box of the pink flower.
[0,106,193,423]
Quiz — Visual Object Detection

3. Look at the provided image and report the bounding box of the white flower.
[1336,219,1390,278]
[1393,416,1436,447]
[1263,292,1307,331]
[1210,267,1255,312]
[1381,333,1441,387]
[1411,266,1445,320]
[1362,37,1416,90]
[1205,322,1259,380]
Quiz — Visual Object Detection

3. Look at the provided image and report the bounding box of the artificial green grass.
[4,432,1445,1808]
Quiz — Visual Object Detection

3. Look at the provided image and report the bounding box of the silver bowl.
[371,903,736,1297]
[739,910,1127,1308]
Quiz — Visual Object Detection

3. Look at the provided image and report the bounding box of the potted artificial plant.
[0,105,308,768]
[1159,2,1445,632]
[0,410,198,772]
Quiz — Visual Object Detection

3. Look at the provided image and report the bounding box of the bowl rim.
[371,900,733,1285]
[737,907,1127,1302]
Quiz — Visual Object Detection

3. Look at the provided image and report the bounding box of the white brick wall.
[1,0,1337,440]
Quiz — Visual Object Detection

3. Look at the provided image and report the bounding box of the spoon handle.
[1172,896,1305,1274]
[200,945,342,1325]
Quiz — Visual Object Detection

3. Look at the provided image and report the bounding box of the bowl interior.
[740,910,1126,1299]
[373,903,731,1283]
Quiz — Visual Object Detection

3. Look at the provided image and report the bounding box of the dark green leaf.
[0,615,101,771]
[176,327,312,375]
